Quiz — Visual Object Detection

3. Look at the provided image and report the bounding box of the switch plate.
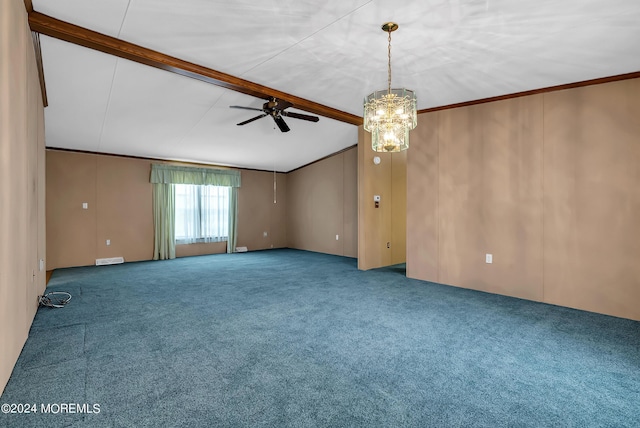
[82,202,88,209]
[336,235,339,240]
[486,254,493,264]
[263,231,268,237]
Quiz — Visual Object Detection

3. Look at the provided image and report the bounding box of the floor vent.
[96,257,124,266]
[235,247,248,253]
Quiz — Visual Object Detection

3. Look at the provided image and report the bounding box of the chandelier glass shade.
[363,23,417,152]
[364,88,417,152]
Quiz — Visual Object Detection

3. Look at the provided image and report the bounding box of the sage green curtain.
[227,188,238,254]
[150,164,241,187]
[150,164,241,254]
[153,183,175,260]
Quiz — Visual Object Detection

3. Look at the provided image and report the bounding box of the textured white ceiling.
[33,0,640,171]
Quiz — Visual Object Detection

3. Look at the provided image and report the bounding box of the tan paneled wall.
[438,96,544,300]
[46,152,152,268]
[406,113,439,282]
[1,0,46,395]
[46,151,288,269]
[406,78,640,321]
[47,152,99,267]
[543,80,640,320]
[237,170,287,251]
[390,150,407,265]
[175,241,227,258]
[358,128,407,270]
[286,147,357,257]
[342,148,358,257]
[96,155,155,261]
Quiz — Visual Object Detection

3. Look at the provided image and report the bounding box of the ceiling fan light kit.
[230,97,319,133]
[363,22,417,152]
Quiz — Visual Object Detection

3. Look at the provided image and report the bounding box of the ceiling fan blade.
[272,114,290,132]
[273,98,293,110]
[230,106,264,112]
[281,111,320,122]
[237,113,267,126]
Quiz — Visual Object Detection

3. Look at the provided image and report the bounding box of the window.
[174,184,229,244]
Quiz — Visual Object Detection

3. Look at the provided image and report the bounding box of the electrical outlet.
[106,239,111,246]
[486,254,493,264]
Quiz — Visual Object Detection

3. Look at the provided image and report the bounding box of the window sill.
[176,238,228,245]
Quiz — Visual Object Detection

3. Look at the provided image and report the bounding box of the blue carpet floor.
[1,249,639,427]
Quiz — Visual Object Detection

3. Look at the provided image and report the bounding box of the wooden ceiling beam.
[28,12,363,126]
[31,31,48,107]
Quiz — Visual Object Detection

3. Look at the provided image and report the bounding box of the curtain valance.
[150,164,241,187]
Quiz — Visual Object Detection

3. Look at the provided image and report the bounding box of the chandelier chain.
[387,29,392,94]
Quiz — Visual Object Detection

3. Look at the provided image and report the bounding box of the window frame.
[174,183,230,244]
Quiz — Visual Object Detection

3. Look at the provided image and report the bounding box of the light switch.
[486,254,493,264]
[82,202,88,209]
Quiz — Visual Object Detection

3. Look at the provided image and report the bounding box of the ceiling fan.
[229,97,319,132]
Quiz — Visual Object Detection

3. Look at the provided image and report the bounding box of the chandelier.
[363,22,417,152]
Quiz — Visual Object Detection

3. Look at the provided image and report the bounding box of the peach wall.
[406,78,640,321]
[47,152,99,267]
[46,152,153,267]
[358,128,407,270]
[0,0,46,395]
[96,155,155,261]
[390,150,407,265]
[286,147,357,257]
[175,241,227,258]
[342,148,358,257]
[542,79,640,320]
[406,113,439,282]
[437,96,544,301]
[237,169,288,251]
